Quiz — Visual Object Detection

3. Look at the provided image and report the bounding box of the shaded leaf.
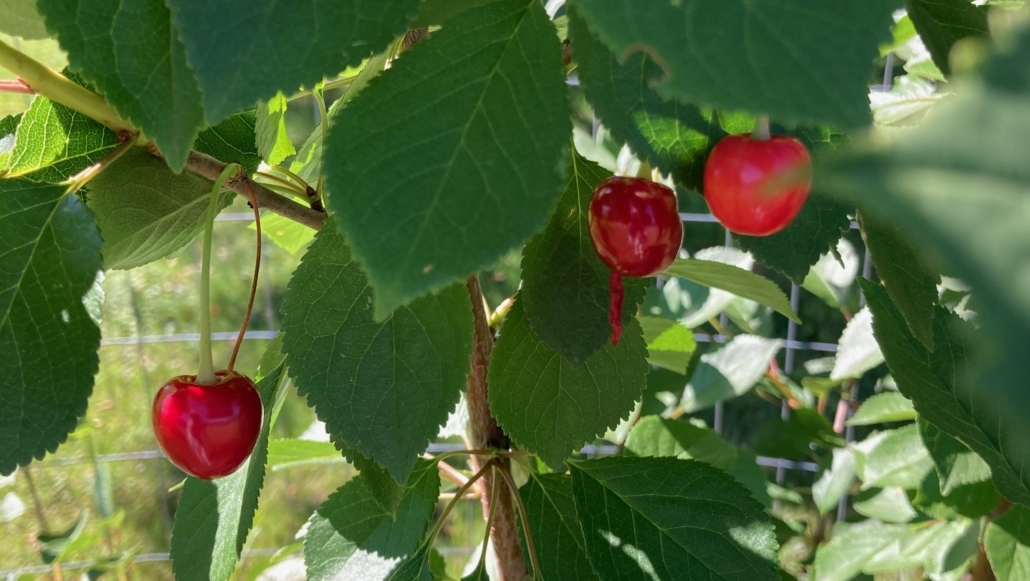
[194,111,262,175]
[905,0,989,76]
[753,408,843,461]
[520,473,601,581]
[918,417,992,496]
[985,505,1030,581]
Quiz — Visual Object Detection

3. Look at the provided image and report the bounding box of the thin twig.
[227,178,263,371]
[0,78,34,94]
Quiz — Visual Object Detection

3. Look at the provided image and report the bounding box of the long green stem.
[0,38,136,136]
[498,466,542,580]
[427,460,495,543]
[198,163,240,384]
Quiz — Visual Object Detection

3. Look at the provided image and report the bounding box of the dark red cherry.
[588,176,683,346]
[152,370,263,479]
[703,134,812,236]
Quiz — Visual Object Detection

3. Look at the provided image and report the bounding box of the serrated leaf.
[255,94,295,167]
[665,258,800,323]
[913,459,999,520]
[816,28,1030,506]
[37,0,204,171]
[166,0,415,124]
[266,439,344,471]
[0,0,49,39]
[324,0,571,318]
[985,505,1030,581]
[280,222,473,483]
[813,448,856,514]
[681,335,783,413]
[0,179,102,475]
[488,294,648,469]
[830,306,884,381]
[86,149,232,270]
[386,544,436,581]
[812,520,970,581]
[860,279,1030,506]
[638,316,696,374]
[905,0,988,76]
[520,473,601,581]
[5,94,119,183]
[859,211,940,351]
[305,459,439,581]
[625,416,770,506]
[918,417,992,496]
[571,0,897,128]
[253,213,315,256]
[520,151,647,365]
[170,364,283,581]
[847,392,916,426]
[853,425,934,490]
[734,195,851,285]
[0,113,23,172]
[569,457,779,581]
[194,111,262,175]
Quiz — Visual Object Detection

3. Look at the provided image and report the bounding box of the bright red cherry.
[152,371,263,479]
[703,134,812,236]
[589,176,683,345]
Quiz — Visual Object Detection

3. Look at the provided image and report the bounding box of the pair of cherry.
[590,129,811,344]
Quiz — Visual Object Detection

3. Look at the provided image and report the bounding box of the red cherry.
[588,176,683,345]
[703,134,812,236]
[152,371,263,479]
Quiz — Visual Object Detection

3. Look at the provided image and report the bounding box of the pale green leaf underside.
[86,149,231,270]
[325,0,571,317]
[813,448,856,514]
[847,391,916,426]
[569,457,779,581]
[665,258,800,323]
[853,424,933,490]
[280,222,473,483]
[37,0,204,171]
[0,179,102,475]
[682,335,783,413]
[985,505,1030,581]
[572,0,897,128]
[813,520,970,581]
[488,295,649,469]
[918,418,992,497]
[0,0,50,39]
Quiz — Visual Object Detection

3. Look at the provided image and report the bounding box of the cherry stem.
[752,115,771,141]
[609,270,624,347]
[227,178,263,372]
[198,163,241,385]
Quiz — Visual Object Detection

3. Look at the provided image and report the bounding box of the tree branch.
[185,151,326,230]
[466,276,529,581]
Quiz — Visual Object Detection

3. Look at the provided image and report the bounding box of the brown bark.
[465,276,530,581]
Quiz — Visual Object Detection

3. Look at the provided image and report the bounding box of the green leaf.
[385,545,435,581]
[569,8,746,191]
[569,457,779,581]
[812,520,970,581]
[571,0,897,128]
[255,94,295,167]
[813,448,856,514]
[0,113,21,172]
[520,151,648,365]
[649,247,754,328]
[170,364,283,581]
[853,425,934,490]
[409,0,497,28]
[5,94,119,183]
[625,416,770,506]
[918,418,992,496]
[0,179,102,475]
[280,221,473,483]
[871,74,947,127]
[345,447,408,516]
[488,294,649,469]
[86,149,232,270]
[0,0,49,39]
[305,459,439,581]
[985,505,1030,581]
[816,28,1030,506]
[734,195,852,285]
[830,306,884,381]
[853,487,918,523]
[266,439,344,471]
[913,466,999,520]
[324,0,571,318]
[905,0,988,76]
[860,279,1030,506]
[253,213,315,256]
[37,0,204,171]
[859,211,940,350]
[194,111,262,176]
[847,392,917,426]
[166,0,415,123]
[520,473,601,581]
[638,316,696,374]
[753,408,843,461]
[800,238,861,309]
[681,335,783,413]
[665,258,800,323]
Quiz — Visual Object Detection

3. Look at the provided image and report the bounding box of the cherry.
[703,132,812,236]
[152,370,263,479]
[588,176,682,345]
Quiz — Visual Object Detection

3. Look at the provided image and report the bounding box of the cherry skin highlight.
[703,134,812,236]
[589,176,683,345]
[152,370,263,479]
